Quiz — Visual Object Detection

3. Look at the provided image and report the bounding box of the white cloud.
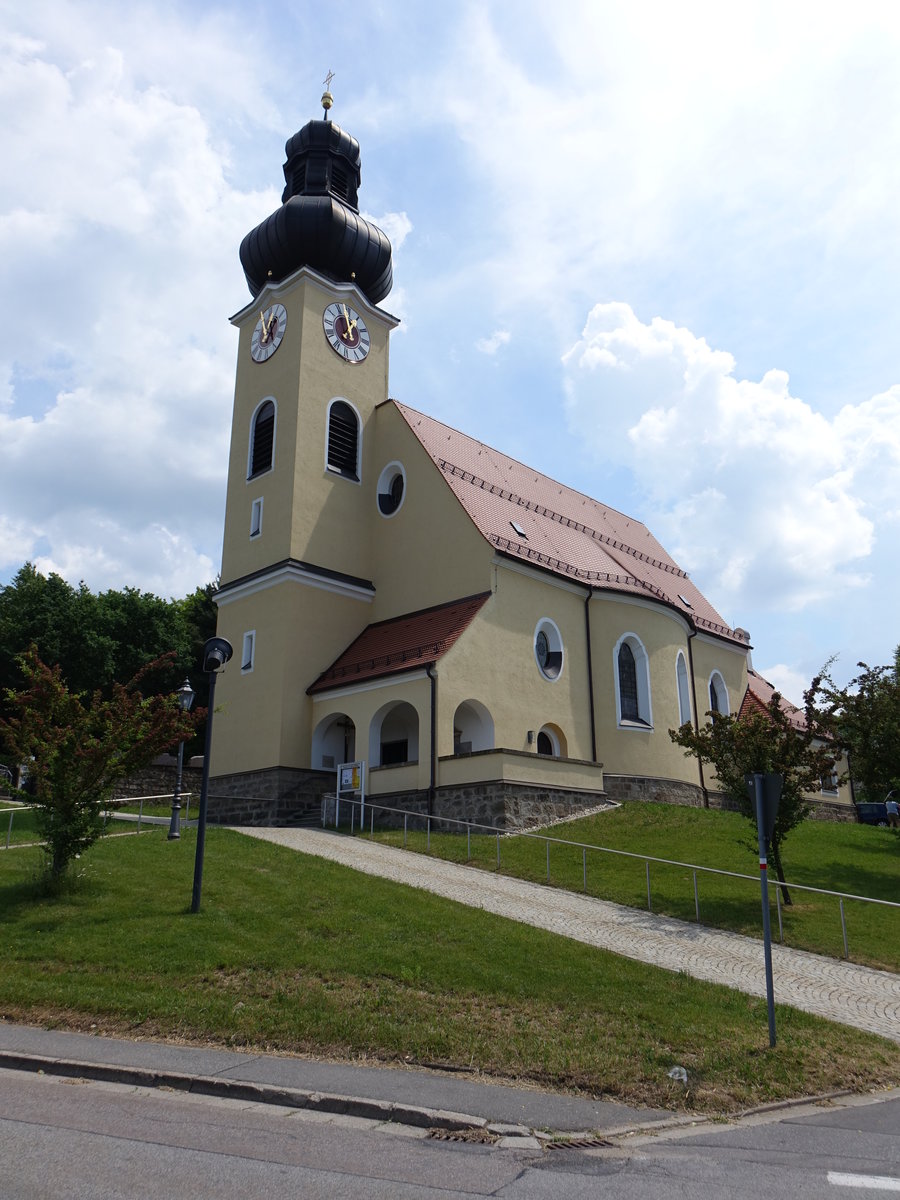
[0,22,264,592]
[476,329,511,355]
[562,303,897,616]
[365,210,412,252]
[755,663,811,707]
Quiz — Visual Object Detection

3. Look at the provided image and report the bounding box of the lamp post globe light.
[191,637,233,914]
[167,678,195,841]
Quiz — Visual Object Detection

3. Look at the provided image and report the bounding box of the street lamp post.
[167,678,195,841]
[191,637,233,914]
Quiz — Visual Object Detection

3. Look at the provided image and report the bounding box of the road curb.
[0,1050,488,1135]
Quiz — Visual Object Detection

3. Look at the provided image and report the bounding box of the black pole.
[753,772,777,1047]
[167,738,185,840]
[190,670,218,914]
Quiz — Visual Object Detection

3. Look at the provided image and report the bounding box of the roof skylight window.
[678,594,693,609]
[510,520,527,539]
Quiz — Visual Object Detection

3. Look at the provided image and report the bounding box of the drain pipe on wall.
[583,587,598,763]
[686,629,710,809]
[426,664,437,815]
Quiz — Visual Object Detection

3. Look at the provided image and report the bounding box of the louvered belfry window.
[327,401,359,479]
[618,642,639,721]
[249,401,275,478]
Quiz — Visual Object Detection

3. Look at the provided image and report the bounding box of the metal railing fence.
[1,793,195,847]
[327,795,899,963]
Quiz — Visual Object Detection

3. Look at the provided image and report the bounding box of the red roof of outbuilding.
[308,592,491,695]
[394,402,745,646]
[740,668,807,730]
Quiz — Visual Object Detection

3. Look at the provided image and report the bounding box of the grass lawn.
[1,826,898,1114]
[364,803,900,972]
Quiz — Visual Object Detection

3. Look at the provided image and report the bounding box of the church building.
[207,92,848,827]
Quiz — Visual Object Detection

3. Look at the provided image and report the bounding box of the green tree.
[670,696,836,904]
[1,649,200,883]
[808,650,900,803]
[0,565,218,756]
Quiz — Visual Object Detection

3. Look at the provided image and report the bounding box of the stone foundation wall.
[603,773,856,822]
[113,759,203,801]
[206,766,333,826]
[323,781,610,833]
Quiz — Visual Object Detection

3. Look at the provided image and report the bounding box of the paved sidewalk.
[0,1021,669,1141]
[238,827,900,1044]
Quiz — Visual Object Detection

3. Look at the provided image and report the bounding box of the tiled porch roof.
[308,592,491,695]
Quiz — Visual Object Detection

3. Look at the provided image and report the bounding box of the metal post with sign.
[336,761,365,830]
[745,772,783,1047]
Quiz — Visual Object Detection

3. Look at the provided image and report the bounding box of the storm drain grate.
[543,1135,615,1150]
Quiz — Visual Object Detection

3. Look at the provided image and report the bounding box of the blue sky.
[1,0,898,696]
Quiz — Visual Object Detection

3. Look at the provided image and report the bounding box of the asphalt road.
[2,1069,898,1199]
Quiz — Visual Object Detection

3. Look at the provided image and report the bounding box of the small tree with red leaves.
[1,648,200,883]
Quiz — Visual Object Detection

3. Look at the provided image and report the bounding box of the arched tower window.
[326,399,360,480]
[248,400,275,478]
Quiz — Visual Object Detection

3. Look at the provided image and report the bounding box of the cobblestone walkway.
[236,827,900,1043]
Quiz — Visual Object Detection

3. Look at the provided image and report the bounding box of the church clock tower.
[210,87,398,805]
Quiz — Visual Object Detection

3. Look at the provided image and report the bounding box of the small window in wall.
[536,725,565,757]
[326,399,360,480]
[821,769,839,795]
[676,651,691,726]
[709,671,729,715]
[534,618,563,681]
[248,400,275,478]
[241,631,255,673]
[250,497,263,539]
[615,634,652,727]
[377,461,406,516]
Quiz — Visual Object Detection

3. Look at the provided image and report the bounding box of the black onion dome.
[240,118,393,304]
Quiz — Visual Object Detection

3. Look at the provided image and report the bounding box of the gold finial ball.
[321,90,334,112]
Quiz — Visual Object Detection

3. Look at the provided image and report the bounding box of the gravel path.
[235,826,900,1043]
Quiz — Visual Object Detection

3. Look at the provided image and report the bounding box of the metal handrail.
[326,795,899,961]
[2,793,195,846]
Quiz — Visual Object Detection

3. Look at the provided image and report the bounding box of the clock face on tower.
[323,302,370,363]
[250,304,287,362]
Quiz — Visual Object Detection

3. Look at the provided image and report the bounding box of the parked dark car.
[856,802,888,826]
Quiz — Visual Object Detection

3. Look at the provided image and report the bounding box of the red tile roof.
[740,668,806,730]
[394,402,745,646]
[308,592,491,694]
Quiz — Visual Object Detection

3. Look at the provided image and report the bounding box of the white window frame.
[613,632,653,729]
[241,630,256,674]
[376,460,407,518]
[247,396,277,481]
[708,670,730,716]
[250,497,263,539]
[324,396,362,483]
[533,617,564,682]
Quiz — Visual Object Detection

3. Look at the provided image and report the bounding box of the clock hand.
[259,310,270,343]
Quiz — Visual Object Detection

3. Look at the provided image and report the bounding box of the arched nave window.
[614,634,652,728]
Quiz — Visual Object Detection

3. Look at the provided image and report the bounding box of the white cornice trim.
[311,669,429,702]
[230,265,400,329]
[215,562,375,607]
